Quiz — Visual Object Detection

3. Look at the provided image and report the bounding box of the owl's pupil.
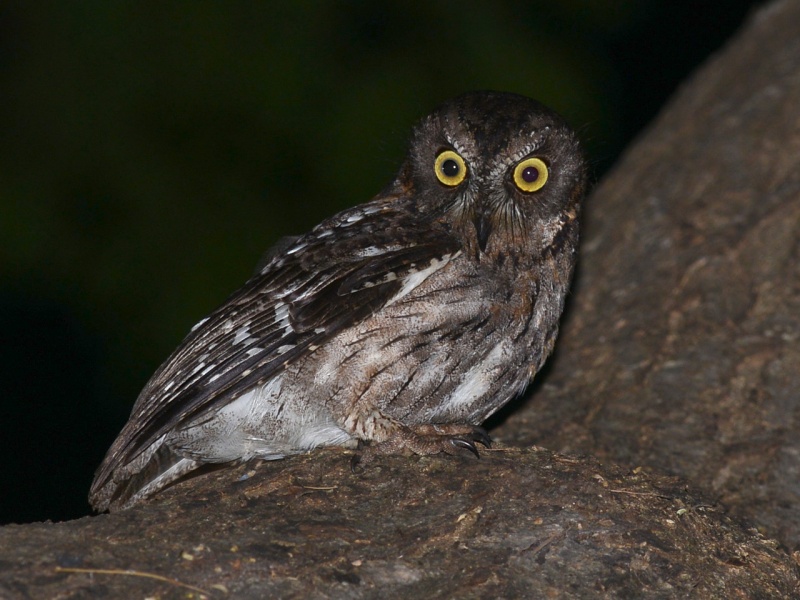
[441,159,460,178]
[522,166,540,183]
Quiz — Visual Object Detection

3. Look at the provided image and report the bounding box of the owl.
[89,91,587,511]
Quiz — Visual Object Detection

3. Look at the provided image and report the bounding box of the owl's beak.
[473,212,492,253]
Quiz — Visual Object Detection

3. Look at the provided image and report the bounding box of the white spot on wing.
[191,317,209,332]
[274,302,290,329]
[233,325,253,345]
[190,362,206,377]
[358,246,383,257]
[286,243,307,255]
[356,244,405,258]
[360,204,383,215]
[201,363,216,376]
[385,252,458,307]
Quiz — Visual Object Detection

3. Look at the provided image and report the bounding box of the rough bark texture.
[3,1,800,598]
[1,450,798,598]
[493,0,800,552]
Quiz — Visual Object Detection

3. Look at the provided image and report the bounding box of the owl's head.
[399,91,586,259]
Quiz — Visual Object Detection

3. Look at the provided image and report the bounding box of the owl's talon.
[350,453,363,473]
[449,427,491,458]
[350,423,493,466]
[451,438,481,458]
[471,427,492,449]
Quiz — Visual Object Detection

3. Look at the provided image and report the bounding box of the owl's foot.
[351,423,491,471]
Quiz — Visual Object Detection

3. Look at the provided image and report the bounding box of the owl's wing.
[92,198,461,493]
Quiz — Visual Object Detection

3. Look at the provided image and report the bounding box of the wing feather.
[91,197,461,495]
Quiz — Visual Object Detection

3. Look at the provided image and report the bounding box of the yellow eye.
[434,150,467,186]
[513,157,548,192]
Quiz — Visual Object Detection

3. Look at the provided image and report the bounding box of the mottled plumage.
[90,91,587,511]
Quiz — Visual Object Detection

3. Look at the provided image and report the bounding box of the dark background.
[0,1,763,525]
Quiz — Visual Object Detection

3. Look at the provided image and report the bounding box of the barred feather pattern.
[90,91,586,511]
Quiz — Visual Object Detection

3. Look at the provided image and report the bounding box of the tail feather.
[89,443,201,512]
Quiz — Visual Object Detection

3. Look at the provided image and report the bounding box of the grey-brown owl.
[89,91,587,511]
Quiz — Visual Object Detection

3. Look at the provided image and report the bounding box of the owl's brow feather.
[483,133,549,183]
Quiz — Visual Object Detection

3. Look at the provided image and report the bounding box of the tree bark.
[2,450,797,598]
[3,1,800,597]
[494,0,800,552]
